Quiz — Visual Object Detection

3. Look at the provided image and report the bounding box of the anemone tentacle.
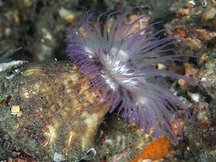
[65,6,201,140]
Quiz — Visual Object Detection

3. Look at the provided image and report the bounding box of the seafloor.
[0,0,216,162]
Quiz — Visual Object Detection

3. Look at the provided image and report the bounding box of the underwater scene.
[0,0,215,161]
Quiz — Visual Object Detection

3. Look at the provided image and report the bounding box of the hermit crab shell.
[0,61,110,161]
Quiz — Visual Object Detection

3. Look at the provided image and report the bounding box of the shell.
[0,61,110,161]
[201,5,216,22]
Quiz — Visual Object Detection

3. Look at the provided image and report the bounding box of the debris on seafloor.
[178,63,200,91]
[0,1,215,162]
[163,1,216,161]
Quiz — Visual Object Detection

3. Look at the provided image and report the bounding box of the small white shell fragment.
[11,105,20,115]
[58,7,76,22]
[157,63,165,69]
[191,93,200,102]
[0,60,27,72]
[53,152,66,162]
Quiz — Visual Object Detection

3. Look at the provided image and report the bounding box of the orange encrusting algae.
[131,137,171,162]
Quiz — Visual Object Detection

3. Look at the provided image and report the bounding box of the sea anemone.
[65,7,201,140]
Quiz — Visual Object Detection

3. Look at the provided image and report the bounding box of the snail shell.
[0,61,110,161]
